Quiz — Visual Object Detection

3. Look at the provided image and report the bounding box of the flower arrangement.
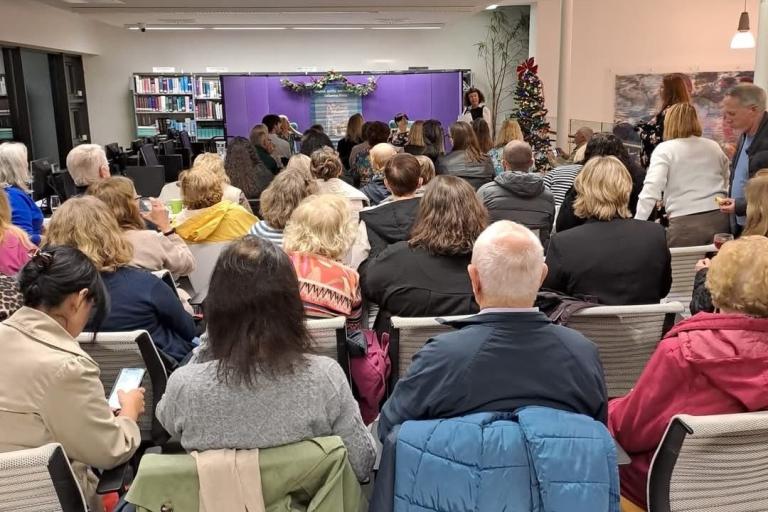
[280,71,377,96]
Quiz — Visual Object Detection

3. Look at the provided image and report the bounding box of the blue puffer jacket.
[390,408,619,512]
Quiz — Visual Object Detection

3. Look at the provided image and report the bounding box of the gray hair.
[471,220,544,303]
[503,140,533,171]
[0,142,30,191]
[66,144,107,187]
[726,83,767,111]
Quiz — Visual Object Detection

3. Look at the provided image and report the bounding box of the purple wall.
[222,72,463,138]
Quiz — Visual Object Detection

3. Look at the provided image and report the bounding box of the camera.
[138,23,147,32]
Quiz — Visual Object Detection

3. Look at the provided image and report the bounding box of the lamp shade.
[730,11,756,49]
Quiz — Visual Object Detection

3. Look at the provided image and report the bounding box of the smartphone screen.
[108,368,146,409]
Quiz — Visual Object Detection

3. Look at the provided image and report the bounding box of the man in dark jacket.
[477,141,555,245]
[360,153,422,258]
[719,83,768,232]
[378,221,608,443]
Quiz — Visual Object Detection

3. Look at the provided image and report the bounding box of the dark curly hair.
[224,137,274,200]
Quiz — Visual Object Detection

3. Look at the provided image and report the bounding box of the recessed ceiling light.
[292,27,365,30]
[128,26,205,30]
[486,4,499,10]
[212,27,287,30]
[371,26,442,30]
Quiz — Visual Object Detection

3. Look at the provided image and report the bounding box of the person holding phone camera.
[0,246,144,512]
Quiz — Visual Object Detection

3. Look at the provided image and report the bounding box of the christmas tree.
[511,58,552,172]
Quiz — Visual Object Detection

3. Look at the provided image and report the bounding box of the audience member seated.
[285,153,312,177]
[46,197,197,363]
[311,147,369,218]
[0,247,144,511]
[422,119,446,164]
[66,143,111,195]
[544,156,672,305]
[160,153,252,213]
[251,128,281,175]
[300,128,334,157]
[0,142,43,245]
[351,121,391,187]
[277,114,301,150]
[283,194,363,334]
[472,118,493,155]
[249,167,318,248]
[365,176,487,331]
[360,153,422,258]
[569,126,594,164]
[337,113,364,169]
[403,120,426,156]
[378,221,608,442]
[437,122,493,190]
[388,112,410,147]
[691,171,768,315]
[0,190,33,275]
[0,273,22,321]
[635,103,730,246]
[173,170,257,244]
[543,161,583,208]
[262,113,292,164]
[555,133,647,232]
[609,236,768,511]
[224,137,274,202]
[413,155,436,195]
[87,177,195,276]
[360,143,398,206]
[488,118,524,176]
[156,236,376,482]
[346,121,372,173]
[477,140,555,245]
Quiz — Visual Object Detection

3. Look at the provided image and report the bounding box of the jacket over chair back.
[76,330,169,445]
[566,302,684,398]
[648,411,768,512]
[665,245,716,312]
[0,443,87,512]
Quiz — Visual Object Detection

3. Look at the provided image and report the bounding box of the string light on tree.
[511,58,552,172]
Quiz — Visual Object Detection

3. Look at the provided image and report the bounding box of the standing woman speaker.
[459,87,493,128]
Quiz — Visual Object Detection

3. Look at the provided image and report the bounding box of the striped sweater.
[543,164,582,207]
[249,220,284,248]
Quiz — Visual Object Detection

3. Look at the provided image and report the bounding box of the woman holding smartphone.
[0,246,144,512]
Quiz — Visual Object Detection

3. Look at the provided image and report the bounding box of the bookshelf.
[131,73,224,140]
[0,74,12,141]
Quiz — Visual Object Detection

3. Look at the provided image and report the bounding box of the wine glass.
[713,233,734,250]
[49,195,60,213]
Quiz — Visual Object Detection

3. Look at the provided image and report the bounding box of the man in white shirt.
[262,114,292,164]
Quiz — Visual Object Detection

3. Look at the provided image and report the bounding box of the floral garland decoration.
[280,71,377,96]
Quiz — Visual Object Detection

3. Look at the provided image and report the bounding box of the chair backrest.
[648,411,768,512]
[126,165,165,197]
[185,241,230,303]
[306,316,349,380]
[390,315,469,385]
[48,171,77,202]
[0,443,87,512]
[139,143,160,166]
[567,302,684,397]
[76,330,169,444]
[665,245,716,309]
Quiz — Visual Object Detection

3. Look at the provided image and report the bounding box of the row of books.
[137,118,196,137]
[195,101,224,120]
[197,126,225,139]
[135,95,193,113]
[194,78,221,98]
[134,75,193,94]
[0,76,6,96]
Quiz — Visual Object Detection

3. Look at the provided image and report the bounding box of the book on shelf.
[0,76,6,96]
[194,77,221,99]
[197,126,225,139]
[137,117,196,137]
[135,95,193,113]
[134,75,193,94]
[195,101,223,120]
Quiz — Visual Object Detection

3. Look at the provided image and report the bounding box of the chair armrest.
[96,462,132,495]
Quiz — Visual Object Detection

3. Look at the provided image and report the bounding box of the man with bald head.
[477,140,555,245]
[570,126,593,164]
[378,221,607,441]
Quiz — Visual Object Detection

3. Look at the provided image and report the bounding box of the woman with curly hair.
[364,175,488,330]
[224,136,274,202]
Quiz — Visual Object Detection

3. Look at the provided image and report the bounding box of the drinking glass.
[713,233,734,250]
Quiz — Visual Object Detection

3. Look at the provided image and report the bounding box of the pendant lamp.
[730,0,756,49]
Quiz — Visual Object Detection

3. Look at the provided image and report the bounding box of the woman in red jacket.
[609,235,768,511]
